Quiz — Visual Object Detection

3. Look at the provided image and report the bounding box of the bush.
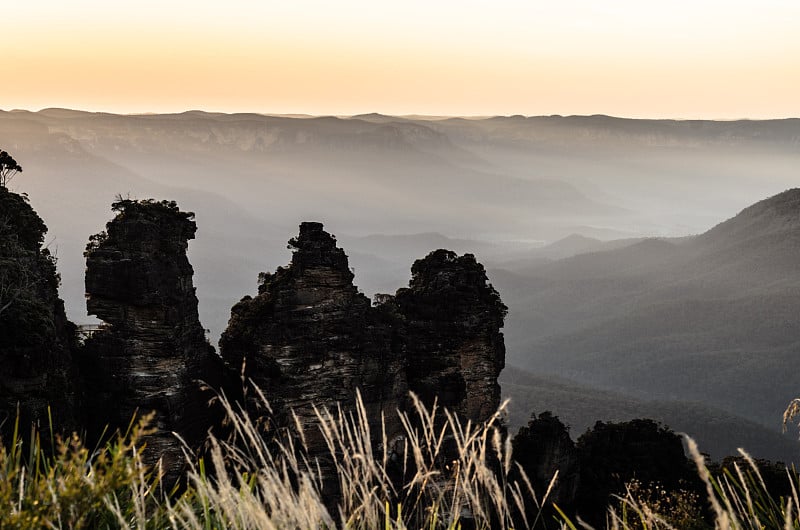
[0,413,164,529]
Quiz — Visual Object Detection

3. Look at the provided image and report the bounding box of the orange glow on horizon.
[5,1,800,118]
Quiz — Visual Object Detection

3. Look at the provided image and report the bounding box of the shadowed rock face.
[220,223,507,461]
[220,222,408,454]
[575,419,698,527]
[81,199,216,480]
[510,415,702,525]
[395,249,507,422]
[511,412,579,512]
[0,186,78,438]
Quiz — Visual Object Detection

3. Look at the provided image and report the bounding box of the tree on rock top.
[0,150,22,188]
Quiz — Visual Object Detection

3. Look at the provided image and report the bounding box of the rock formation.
[81,198,217,479]
[220,222,408,456]
[2,182,722,527]
[0,186,78,438]
[511,412,579,512]
[220,223,508,469]
[2,186,508,488]
[394,249,507,421]
[574,419,698,526]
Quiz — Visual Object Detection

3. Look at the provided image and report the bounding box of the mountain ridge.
[496,188,800,439]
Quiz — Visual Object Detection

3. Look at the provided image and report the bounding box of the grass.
[591,438,800,530]
[1,390,799,529]
[0,411,164,529]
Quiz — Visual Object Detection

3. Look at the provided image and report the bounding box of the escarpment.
[0,186,78,438]
[81,198,217,478]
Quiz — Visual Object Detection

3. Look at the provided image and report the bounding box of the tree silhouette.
[0,150,23,188]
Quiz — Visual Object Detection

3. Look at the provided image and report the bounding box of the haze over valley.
[2,108,799,461]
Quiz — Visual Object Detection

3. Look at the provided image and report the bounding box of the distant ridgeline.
[3,185,795,519]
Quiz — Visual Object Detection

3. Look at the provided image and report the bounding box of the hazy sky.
[6,1,800,118]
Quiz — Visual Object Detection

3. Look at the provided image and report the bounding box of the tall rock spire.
[395,249,507,421]
[220,222,408,456]
[81,198,216,480]
[220,223,507,461]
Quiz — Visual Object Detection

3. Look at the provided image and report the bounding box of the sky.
[5,0,800,118]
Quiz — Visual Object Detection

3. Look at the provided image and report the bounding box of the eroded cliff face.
[395,249,507,422]
[220,223,507,465]
[2,192,508,484]
[81,199,217,478]
[220,222,408,454]
[0,186,78,437]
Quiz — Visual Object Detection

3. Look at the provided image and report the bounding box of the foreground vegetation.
[1,392,799,529]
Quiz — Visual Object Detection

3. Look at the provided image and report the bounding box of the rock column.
[82,199,216,480]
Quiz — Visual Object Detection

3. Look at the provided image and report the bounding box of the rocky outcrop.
[1,185,508,486]
[81,198,217,479]
[220,222,408,456]
[220,223,507,468]
[394,249,507,421]
[574,419,698,527]
[510,415,703,526]
[511,412,579,511]
[0,186,78,438]
[3,184,716,527]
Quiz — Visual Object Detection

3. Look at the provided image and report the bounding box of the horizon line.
[3,107,799,122]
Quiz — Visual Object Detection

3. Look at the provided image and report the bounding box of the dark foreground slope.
[496,189,800,445]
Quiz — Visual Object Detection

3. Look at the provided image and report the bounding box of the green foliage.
[110,197,194,222]
[0,186,68,354]
[615,478,706,530]
[559,438,800,530]
[85,197,196,254]
[0,413,164,530]
[398,249,507,323]
[574,418,699,526]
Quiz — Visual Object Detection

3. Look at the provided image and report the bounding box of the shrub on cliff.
[85,197,195,253]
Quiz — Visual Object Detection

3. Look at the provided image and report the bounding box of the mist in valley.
[2,108,800,461]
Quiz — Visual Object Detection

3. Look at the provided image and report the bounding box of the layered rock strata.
[81,198,216,479]
[220,223,507,465]
[220,222,408,456]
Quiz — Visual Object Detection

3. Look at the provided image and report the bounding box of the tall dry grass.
[591,438,800,530]
[3,389,800,529]
[160,389,550,529]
